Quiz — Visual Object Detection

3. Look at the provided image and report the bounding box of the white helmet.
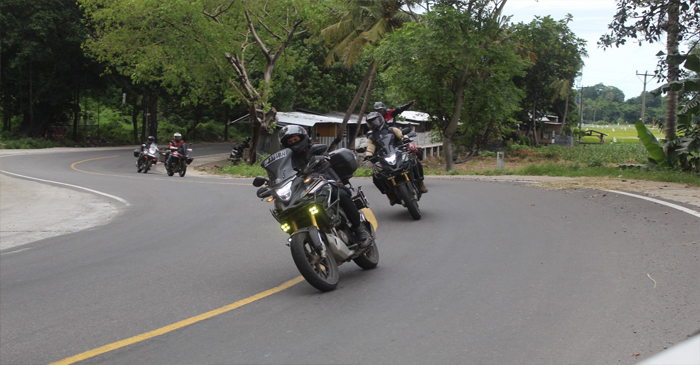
[173,132,182,141]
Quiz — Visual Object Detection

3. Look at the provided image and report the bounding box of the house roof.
[400,111,431,122]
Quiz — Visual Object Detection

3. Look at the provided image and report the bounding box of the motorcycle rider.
[137,136,159,167]
[142,136,159,153]
[374,100,415,127]
[167,132,190,165]
[363,112,428,205]
[279,125,371,248]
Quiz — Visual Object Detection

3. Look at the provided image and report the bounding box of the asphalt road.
[1,144,698,365]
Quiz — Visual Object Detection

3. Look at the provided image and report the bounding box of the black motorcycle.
[229,137,251,164]
[134,143,158,173]
[163,145,193,177]
[359,130,423,220]
[253,147,379,292]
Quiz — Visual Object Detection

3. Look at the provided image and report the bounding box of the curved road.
[1,145,698,364]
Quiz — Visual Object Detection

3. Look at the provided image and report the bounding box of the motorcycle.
[229,137,251,165]
[163,146,193,177]
[252,147,379,292]
[359,130,423,220]
[134,143,159,173]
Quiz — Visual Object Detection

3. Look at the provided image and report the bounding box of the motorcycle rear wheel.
[397,183,421,220]
[290,232,339,292]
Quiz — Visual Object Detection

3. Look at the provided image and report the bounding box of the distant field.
[579,124,664,144]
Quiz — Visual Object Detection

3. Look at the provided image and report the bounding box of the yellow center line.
[70,155,250,186]
[49,276,304,365]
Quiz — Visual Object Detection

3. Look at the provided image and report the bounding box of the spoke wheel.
[290,232,339,292]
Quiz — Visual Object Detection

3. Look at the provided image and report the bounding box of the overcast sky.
[502,0,669,101]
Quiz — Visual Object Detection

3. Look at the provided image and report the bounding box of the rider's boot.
[353,226,371,248]
[418,180,428,193]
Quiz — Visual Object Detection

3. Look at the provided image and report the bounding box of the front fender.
[291,226,323,252]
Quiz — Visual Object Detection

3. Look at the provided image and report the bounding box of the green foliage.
[651,52,700,172]
[218,162,267,177]
[635,120,669,167]
[376,2,528,169]
[511,15,587,135]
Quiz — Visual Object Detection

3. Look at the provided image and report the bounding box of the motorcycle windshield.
[372,129,399,157]
[261,148,296,186]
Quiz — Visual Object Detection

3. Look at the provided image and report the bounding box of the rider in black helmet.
[364,112,428,205]
[279,125,371,248]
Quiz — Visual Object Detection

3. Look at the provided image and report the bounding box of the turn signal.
[266,197,274,202]
[309,206,319,215]
[281,223,291,233]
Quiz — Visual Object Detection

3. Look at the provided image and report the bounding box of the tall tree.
[80,0,318,163]
[321,0,416,150]
[1,0,103,137]
[511,15,587,145]
[376,0,527,171]
[600,0,700,144]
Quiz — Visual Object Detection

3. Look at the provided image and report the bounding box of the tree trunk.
[73,88,80,142]
[349,62,378,149]
[149,92,158,140]
[444,68,469,171]
[224,105,230,142]
[329,61,374,151]
[132,95,140,144]
[141,94,147,142]
[664,0,680,144]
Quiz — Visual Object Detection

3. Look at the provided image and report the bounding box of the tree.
[511,15,587,145]
[376,0,527,171]
[1,0,103,138]
[600,0,700,143]
[80,0,318,163]
[321,0,416,150]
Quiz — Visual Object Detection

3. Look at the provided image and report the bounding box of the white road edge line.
[0,170,130,206]
[604,189,700,219]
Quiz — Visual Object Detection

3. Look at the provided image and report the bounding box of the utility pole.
[636,71,654,153]
[577,77,583,142]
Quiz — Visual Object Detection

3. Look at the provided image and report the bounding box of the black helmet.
[280,125,310,154]
[147,136,155,143]
[374,101,387,114]
[366,112,385,131]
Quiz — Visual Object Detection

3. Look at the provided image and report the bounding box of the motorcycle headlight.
[384,153,397,165]
[275,180,294,202]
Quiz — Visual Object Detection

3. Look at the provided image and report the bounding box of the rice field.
[579,124,664,144]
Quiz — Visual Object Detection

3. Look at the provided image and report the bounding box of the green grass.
[217,162,266,177]
[579,124,664,144]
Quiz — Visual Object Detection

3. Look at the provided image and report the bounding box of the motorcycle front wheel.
[166,162,175,176]
[143,159,152,173]
[353,222,379,270]
[137,158,144,173]
[397,183,421,220]
[290,232,339,292]
[178,162,187,177]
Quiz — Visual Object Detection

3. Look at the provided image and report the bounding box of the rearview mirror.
[257,187,272,198]
[402,127,412,135]
[356,147,367,153]
[252,176,269,187]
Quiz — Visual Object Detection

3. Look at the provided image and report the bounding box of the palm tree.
[321,0,416,150]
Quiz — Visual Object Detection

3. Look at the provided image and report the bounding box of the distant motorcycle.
[253,147,379,292]
[359,130,423,220]
[163,146,193,177]
[134,143,159,173]
[229,137,251,164]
